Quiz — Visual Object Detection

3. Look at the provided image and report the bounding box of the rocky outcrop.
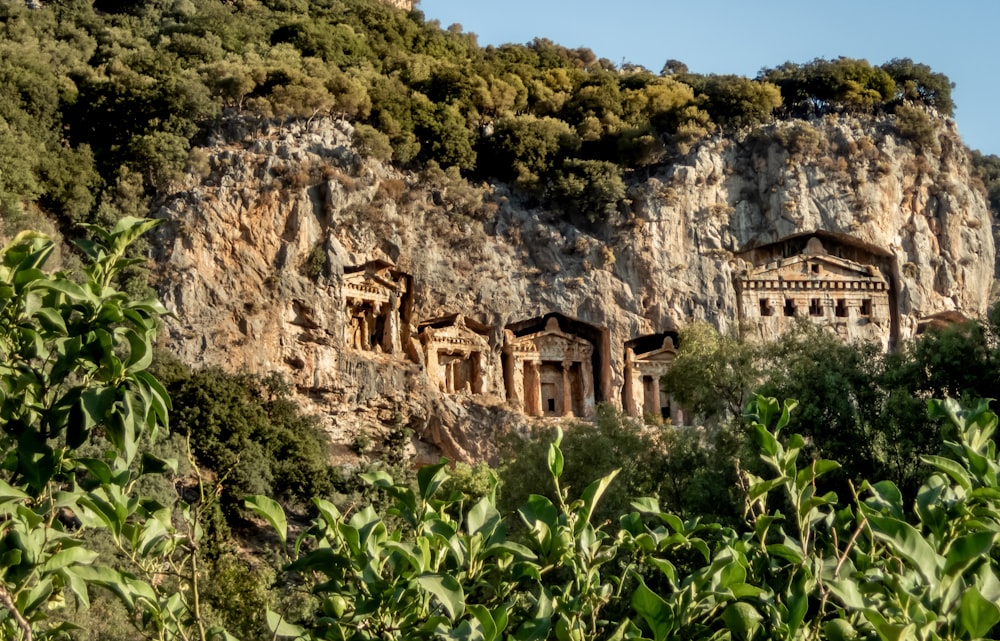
[149,112,994,463]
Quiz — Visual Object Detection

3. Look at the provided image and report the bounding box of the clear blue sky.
[418,0,1000,157]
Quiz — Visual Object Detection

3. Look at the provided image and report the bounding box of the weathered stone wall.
[149,113,994,463]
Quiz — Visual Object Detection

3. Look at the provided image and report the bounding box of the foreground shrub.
[256,396,1000,640]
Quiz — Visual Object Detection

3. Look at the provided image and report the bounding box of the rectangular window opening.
[759,299,773,317]
[835,299,848,318]
[860,299,873,316]
[783,299,796,317]
[809,298,823,316]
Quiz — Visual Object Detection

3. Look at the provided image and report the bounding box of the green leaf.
[865,512,941,583]
[514,589,553,641]
[123,327,153,373]
[245,495,288,546]
[32,306,67,335]
[360,470,394,488]
[139,452,177,476]
[575,469,619,533]
[960,585,1000,638]
[42,546,99,573]
[266,609,305,638]
[0,479,28,504]
[547,438,564,479]
[467,497,501,539]
[824,619,859,641]
[417,573,465,620]
[944,531,996,578]
[921,454,973,492]
[630,574,672,641]
[417,461,449,501]
[864,610,914,641]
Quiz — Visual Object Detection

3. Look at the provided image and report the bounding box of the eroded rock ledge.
[149,113,994,463]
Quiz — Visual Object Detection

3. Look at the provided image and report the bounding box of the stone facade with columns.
[418,314,497,397]
[623,335,683,424]
[343,260,411,355]
[502,317,596,418]
[735,236,893,347]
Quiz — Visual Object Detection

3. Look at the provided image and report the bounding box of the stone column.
[383,293,401,354]
[580,357,595,418]
[650,374,662,418]
[561,360,574,417]
[524,360,541,416]
[360,311,370,350]
[444,360,458,394]
[623,349,637,417]
[507,356,524,410]
[424,340,441,391]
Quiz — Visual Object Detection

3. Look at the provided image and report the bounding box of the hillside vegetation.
[2,2,1000,639]
[0,0,970,235]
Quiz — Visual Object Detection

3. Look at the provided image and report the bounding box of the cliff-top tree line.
[0,0,964,234]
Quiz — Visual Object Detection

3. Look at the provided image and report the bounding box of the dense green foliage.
[250,395,1000,641]
[498,405,743,528]
[0,0,956,231]
[159,366,338,515]
[664,320,1000,503]
[969,150,1000,216]
[0,219,203,639]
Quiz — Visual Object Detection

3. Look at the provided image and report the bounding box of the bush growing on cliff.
[893,104,940,151]
[164,367,338,514]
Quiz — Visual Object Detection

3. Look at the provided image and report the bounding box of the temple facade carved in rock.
[502,316,599,418]
[418,314,496,397]
[735,234,896,348]
[343,260,412,355]
[622,333,683,424]
[338,231,903,425]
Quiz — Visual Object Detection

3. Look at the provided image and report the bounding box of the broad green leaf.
[76,458,113,485]
[630,496,661,514]
[519,494,558,530]
[960,585,1000,638]
[32,306,67,335]
[943,531,996,578]
[360,470,394,488]
[513,589,553,641]
[468,604,499,641]
[631,575,672,641]
[864,610,914,641]
[246,495,288,546]
[417,573,465,620]
[865,512,941,583]
[0,479,28,504]
[752,422,780,457]
[417,461,450,501]
[576,469,620,533]
[824,619,858,641]
[42,546,99,572]
[467,497,501,539]
[547,439,564,479]
[139,452,178,476]
[266,609,305,638]
[921,455,973,492]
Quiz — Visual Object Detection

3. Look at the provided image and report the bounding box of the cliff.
[149,111,994,463]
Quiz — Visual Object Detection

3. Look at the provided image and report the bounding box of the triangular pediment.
[420,322,490,350]
[744,254,885,283]
[344,265,407,300]
[636,348,675,363]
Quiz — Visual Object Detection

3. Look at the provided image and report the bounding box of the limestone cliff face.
[149,112,994,462]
